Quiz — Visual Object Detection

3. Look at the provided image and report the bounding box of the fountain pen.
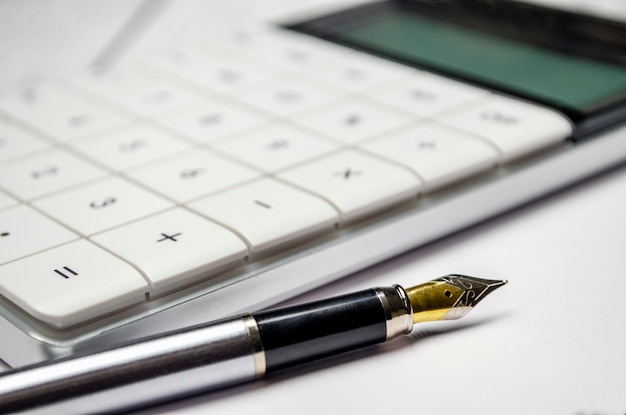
[0,274,506,414]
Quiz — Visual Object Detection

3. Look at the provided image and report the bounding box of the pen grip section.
[254,289,386,372]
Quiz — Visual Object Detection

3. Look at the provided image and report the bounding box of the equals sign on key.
[54,266,78,279]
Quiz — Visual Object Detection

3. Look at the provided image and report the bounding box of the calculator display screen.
[335,11,626,114]
[290,0,626,125]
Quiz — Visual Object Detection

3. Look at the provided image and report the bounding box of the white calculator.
[0,0,625,366]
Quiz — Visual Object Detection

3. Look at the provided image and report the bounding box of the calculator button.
[362,123,499,191]
[213,126,339,172]
[237,76,343,116]
[0,192,17,210]
[0,120,49,162]
[33,177,173,236]
[201,26,271,54]
[440,95,573,162]
[0,85,128,141]
[293,98,414,144]
[0,205,78,265]
[189,178,338,254]
[246,31,347,69]
[72,65,202,116]
[72,123,190,170]
[365,72,489,117]
[127,149,260,203]
[191,58,280,94]
[0,149,107,201]
[0,240,148,328]
[143,45,280,93]
[158,100,268,143]
[278,149,422,223]
[301,52,410,91]
[92,208,248,294]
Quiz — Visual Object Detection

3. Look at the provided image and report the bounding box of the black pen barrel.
[254,286,413,372]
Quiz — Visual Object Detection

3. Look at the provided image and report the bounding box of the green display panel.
[334,9,626,114]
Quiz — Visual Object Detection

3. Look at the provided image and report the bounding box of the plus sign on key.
[91,208,248,295]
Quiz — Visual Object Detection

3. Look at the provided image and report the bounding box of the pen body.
[0,286,412,414]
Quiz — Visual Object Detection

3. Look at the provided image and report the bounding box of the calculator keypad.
[0,26,573,328]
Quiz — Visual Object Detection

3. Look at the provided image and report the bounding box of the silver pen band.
[375,285,414,340]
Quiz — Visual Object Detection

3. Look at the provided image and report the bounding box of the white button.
[0,120,49,163]
[158,100,268,143]
[279,149,421,222]
[362,123,500,191]
[142,45,280,93]
[301,52,410,92]
[92,208,248,294]
[365,72,489,117]
[237,76,343,116]
[72,65,202,116]
[127,149,260,203]
[33,177,173,236]
[72,123,190,171]
[245,31,346,70]
[0,205,78,265]
[0,240,148,328]
[0,84,128,141]
[200,26,275,54]
[189,178,338,254]
[440,95,573,162]
[293,98,414,144]
[188,58,279,94]
[213,125,338,172]
[0,149,107,201]
[0,191,17,210]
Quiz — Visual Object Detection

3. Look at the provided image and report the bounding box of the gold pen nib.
[405,275,507,323]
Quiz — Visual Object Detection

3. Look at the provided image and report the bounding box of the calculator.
[0,0,625,366]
